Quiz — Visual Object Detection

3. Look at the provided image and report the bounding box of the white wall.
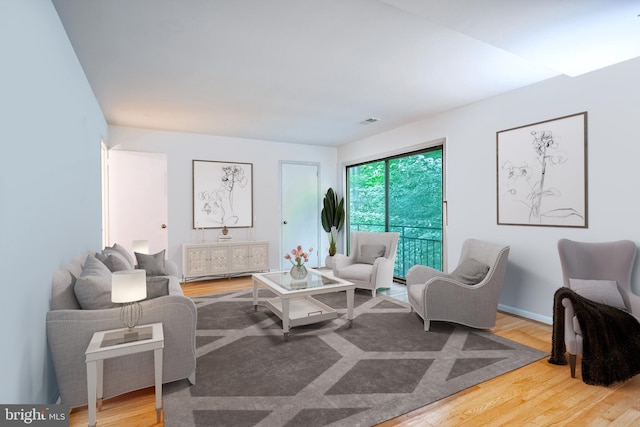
[0,1,107,403]
[339,57,640,323]
[4,3,634,407]
[106,127,339,275]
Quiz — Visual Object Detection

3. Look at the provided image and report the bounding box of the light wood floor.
[69,277,640,426]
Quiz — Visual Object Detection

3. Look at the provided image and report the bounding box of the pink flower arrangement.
[284,245,313,266]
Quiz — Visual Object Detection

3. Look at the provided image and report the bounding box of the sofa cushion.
[449,258,490,285]
[146,276,170,299]
[111,243,135,267]
[358,244,386,265]
[337,263,373,282]
[95,252,131,272]
[74,256,118,310]
[569,278,626,310]
[103,245,135,270]
[135,250,168,276]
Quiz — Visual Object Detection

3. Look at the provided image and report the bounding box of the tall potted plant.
[321,188,345,267]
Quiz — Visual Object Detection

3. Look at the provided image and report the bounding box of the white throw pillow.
[568,278,626,310]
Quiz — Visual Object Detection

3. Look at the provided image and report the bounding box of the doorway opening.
[280,162,321,269]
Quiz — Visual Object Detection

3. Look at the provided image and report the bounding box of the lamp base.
[120,301,143,330]
[123,328,140,343]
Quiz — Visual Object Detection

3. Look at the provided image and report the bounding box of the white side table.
[85,322,164,427]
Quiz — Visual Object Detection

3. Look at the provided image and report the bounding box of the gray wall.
[0,1,107,404]
[339,57,640,323]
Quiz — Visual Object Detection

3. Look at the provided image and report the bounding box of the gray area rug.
[164,289,547,426]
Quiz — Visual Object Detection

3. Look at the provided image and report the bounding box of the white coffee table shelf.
[253,269,355,340]
[265,296,338,327]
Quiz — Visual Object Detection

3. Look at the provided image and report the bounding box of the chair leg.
[371,289,376,298]
[569,354,577,378]
[423,320,430,331]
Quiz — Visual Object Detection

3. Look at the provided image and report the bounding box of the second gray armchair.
[406,239,510,331]
[556,238,638,379]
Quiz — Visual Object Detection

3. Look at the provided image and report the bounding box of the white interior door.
[107,150,169,255]
[281,162,320,269]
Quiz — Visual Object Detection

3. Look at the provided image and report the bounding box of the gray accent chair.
[331,231,400,297]
[558,238,638,378]
[46,251,197,408]
[406,239,510,331]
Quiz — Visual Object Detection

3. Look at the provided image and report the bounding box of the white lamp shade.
[111,270,147,303]
[132,240,149,255]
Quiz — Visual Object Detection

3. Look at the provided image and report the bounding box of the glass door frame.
[341,138,447,278]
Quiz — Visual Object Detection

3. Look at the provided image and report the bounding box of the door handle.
[161,224,167,229]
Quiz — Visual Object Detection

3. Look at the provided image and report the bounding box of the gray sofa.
[46,250,196,408]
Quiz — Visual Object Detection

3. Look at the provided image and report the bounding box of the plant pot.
[325,255,335,270]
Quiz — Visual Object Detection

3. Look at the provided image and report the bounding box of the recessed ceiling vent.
[362,117,380,125]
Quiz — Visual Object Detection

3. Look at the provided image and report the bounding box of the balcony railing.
[350,223,443,279]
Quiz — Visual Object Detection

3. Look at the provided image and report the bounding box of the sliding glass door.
[346,147,443,280]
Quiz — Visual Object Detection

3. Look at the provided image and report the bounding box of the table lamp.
[111,269,147,341]
[132,240,149,255]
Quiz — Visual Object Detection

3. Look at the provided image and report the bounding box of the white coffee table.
[85,322,164,427]
[253,269,355,341]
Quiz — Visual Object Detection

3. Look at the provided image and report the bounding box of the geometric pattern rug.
[164,289,547,426]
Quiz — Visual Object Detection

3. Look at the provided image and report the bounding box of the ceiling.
[52,0,640,146]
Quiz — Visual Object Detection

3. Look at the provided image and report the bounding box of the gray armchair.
[557,239,638,378]
[406,239,510,331]
[331,231,400,297]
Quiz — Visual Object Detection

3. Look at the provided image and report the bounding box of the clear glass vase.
[290,264,308,280]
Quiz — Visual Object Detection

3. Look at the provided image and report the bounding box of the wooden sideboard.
[182,241,269,280]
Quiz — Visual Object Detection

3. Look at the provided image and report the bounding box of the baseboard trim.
[498,304,552,325]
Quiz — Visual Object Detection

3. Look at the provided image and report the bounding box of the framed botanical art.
[496,112,588,228]
[192,160,253,229]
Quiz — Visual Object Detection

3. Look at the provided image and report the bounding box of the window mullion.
[384,159,390,231]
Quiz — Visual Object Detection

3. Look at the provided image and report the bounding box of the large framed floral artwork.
[192,160,253,229]
[496,112,588,228]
